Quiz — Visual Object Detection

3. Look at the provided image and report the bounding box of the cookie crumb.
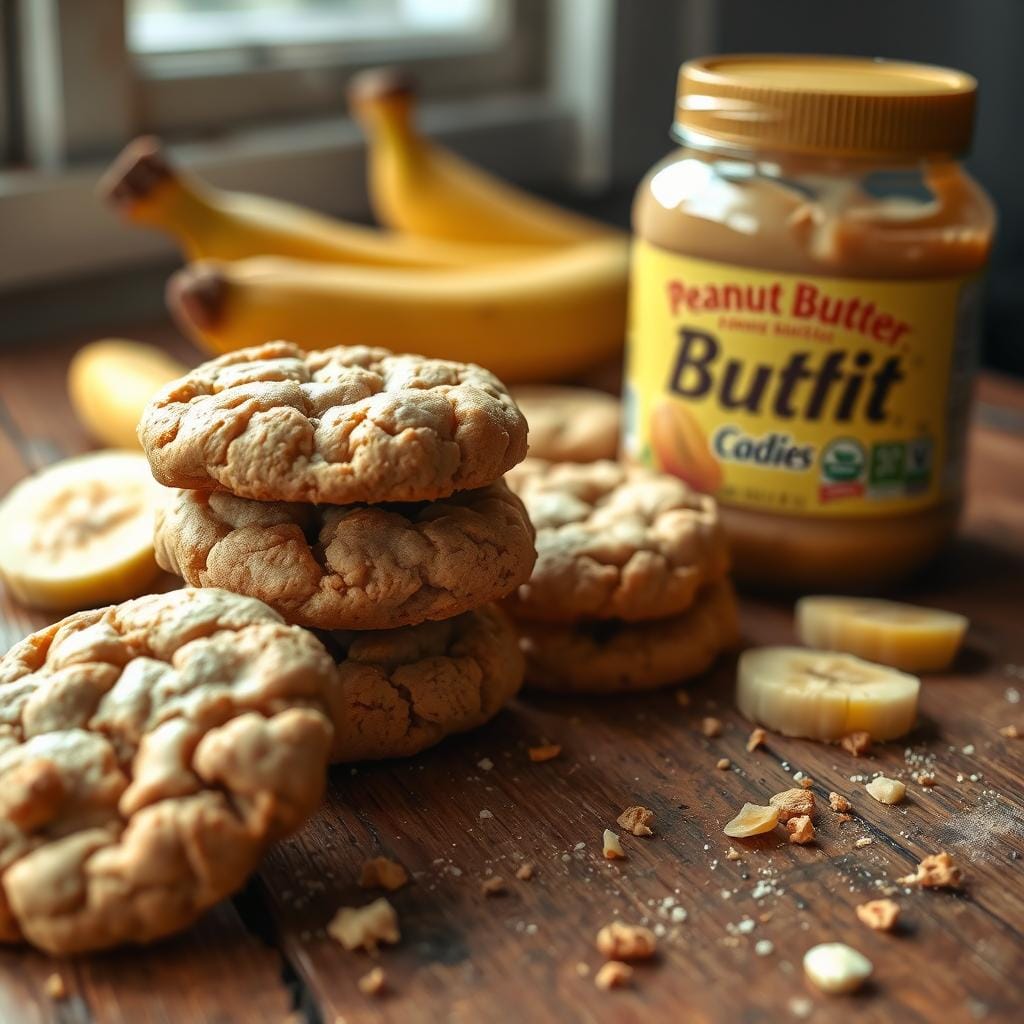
[358,967,387,996]
[359,857,409,892]
[595,961,633,990]
[804,942,872,994]
[528,744,562,763]
[898,851,963,889]
[798,776,814,790]
[516,862,535,881]
[477,757,494,771]
[675,690,691,707]
[716,757,731,770]
[45,973,66,1001]
[616,805,654,836]
[575,961,590,977]
[841,731,872,756]
[999,724,1020,739]
[829,792,852,813]
[725,846,742,861]
[481,876,507,897]
[596,921,657,961]
[701,717,723,738]
[787,815,815,845]
[328,898,400,953]
[770,788,815,821]
[866,776,906,805]
[854,837,873,849]
[603,829,626,859]
[746,727,767,752]
[856,898,900,932]
[916,772,937,787]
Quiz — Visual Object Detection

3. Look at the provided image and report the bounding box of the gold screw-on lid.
[675,54,977,159]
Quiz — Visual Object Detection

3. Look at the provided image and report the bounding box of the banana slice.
[0,451,161,611]
[796,596,967,672]
[737,646,920,741]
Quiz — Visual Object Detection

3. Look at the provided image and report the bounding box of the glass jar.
[624,55,995,590]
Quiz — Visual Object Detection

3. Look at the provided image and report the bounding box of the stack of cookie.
[505,459,738,694]
[139,341,537,762]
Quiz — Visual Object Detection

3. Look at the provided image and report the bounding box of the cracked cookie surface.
[155,479,536,630]
[512,386,620,463]
[506,459,728,623]
[321,604,523,762]
[0,588,334,954]
[519,579,739,692]
[138,341,529,504]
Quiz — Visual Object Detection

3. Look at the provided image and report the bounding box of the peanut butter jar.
[624,55,995,590]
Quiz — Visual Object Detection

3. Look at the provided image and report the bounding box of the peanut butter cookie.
[322,605,523,762]
[0,588,334,954]
[155,479,535,630]
[138,341,529,504]
[506,459,728,623]
[512,386,620,463]
[519,579,739,693]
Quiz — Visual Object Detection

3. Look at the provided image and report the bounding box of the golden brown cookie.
[506,459,728,623]
[512,386,620,463]
[154,479,536,630]
[520,579,739,693]
[0,588,334,954]
[138,341,529,504]
[322,605,523,762]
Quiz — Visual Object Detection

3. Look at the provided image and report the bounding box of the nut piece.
[787,815,815,845]
[829,792,852,813]
[898,851,963,889]
[359,857,409,892]
[723,803,779,838]
[702,717,723,738]
[769,788,815,822]
[603,829,626,859]
[328,898,400,953]
[528,744,562,762]
[856,899,900,932]
[358,967,387,996]
[595,961,633,990]
[596,921,657,961]
[841,731,873,756]
[617,805,654,836]
[865,776,906,805]
[516,862,535,881]
[746,727,767,752]
[803,942,873,994]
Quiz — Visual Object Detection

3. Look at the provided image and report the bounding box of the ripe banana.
[349,69,619,247]
[69,339,189,450]
[796,596,967,672]
[0,452,162,612]
[100,136,540,269]
[166,240,629,383]
[737,646,920,742]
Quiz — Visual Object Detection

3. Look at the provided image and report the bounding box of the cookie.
[0,588,334,954]
[154,479,536,630]
[520,579,739,693]
[512,386,620,463]
[322,605,523,762]
[506,459,728,623]
[138,341,529,504]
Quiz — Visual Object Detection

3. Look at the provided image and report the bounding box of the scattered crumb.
[603,829,626,859]
[804,942,872,994]
[725,847,742,862]
[479,809,494,820]
[481,876,507,897]
[45,974,66,1001]
[328,898,400,953]
[856,898,900,932]
[829,792,852,814]
[754,939,774,956]
[358,967,387,996]
[746,727,767,752]
[702,717,723,738]
[916,772,937,787]
[836,813,853,824]
[841,731,873,757]
[617,805,654,836]
[575,961,590,977]
[516,862,535,881]
[723,803,779,838]
[770,788,815,822]
[675,690,691,707]
[788,996,813,1018]
[596,921,657,961]
[854,837,873,849]
[716,758,731,770]
[595,961,633,990]
[787,815,815,845]
[528,744,561,762]
[866,776,906,805]
[477,757,494,771]
[359,857,409,892]
[798,776,815,790]
[999,724,1020,739]
[898,851,964,889]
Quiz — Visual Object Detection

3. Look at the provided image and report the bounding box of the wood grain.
[0,331,1021,1023]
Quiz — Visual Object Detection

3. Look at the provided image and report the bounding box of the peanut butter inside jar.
[625,55,995,590]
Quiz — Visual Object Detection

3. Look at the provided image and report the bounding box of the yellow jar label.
[624,242,980,518]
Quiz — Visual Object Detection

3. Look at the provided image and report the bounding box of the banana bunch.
[100,70,627,383]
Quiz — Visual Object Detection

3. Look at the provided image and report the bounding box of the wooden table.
[0,332,1021,1024]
